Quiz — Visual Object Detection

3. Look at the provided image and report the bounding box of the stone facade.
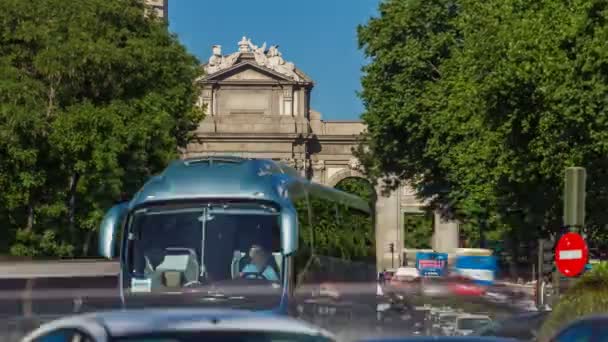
[187,37,459,270]
[144,0,168,19]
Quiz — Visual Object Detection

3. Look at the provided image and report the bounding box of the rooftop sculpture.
[204,36,301,81]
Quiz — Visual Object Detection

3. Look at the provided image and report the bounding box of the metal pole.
[536,240,544,308]
[552,269,560,306]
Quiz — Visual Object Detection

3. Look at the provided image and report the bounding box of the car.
[447,276,486,297]
[359,337,520,342]
[549,314,608,342]
[473,311,549,341]
[453,314,491,336]
[21,308,335,342]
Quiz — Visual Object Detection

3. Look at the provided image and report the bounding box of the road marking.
[559,249,582,260]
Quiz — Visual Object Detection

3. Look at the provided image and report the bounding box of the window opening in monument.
[403,212,433,250]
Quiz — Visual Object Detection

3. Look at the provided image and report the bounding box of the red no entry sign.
[555,232,588,277]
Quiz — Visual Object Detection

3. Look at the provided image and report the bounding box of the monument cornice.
[203,79,313,87]
[193,132,310,141]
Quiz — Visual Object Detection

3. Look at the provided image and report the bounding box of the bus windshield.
[125,202,283,296]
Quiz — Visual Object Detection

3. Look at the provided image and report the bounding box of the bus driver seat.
[231,249,282,280]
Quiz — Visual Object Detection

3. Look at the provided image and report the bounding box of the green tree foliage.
[538,262,608,341]
[403,213,433,249]
[0,0,203,257]
[295,178,375,263]
[357,0,608,252]
[294,178,376,285]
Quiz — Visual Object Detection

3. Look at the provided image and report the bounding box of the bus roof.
[127,156,371,213]
[455,248,493,256]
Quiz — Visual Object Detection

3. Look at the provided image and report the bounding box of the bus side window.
[292,197,313,288]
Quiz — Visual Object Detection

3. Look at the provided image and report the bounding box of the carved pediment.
[211,63,285,82]
[224,68,274,81]
[205,61,304,83]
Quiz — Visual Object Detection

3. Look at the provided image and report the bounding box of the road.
[0,260,537,341]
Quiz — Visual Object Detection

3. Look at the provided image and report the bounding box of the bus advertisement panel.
[453,255,497,286]
[415,252,448,277]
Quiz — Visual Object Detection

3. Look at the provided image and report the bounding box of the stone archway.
[332,176,377,264]
[187,36,460,272]
[326,168,367,188]
[325,169,400,271]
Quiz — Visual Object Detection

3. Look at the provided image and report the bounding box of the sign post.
[537,238,554,307]
[564,167,586,229]
[555,232,588,278]
[554,167,587,301]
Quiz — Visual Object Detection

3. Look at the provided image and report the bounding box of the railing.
[0,259,119,279]
[0,260,120,321]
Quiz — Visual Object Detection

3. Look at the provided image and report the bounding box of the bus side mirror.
[98,202,128,259]
[281,204,298,255]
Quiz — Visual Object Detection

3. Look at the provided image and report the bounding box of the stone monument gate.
[184,37,459,271]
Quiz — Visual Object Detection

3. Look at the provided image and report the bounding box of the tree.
[0,0,203,257]
[357,0,608,263]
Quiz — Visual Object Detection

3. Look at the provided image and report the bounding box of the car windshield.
[126,202,282,295]
[457,318,490,330]
[113,331,334,342]
[439,314,458,324]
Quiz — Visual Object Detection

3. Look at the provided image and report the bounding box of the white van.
[454,314,492,336]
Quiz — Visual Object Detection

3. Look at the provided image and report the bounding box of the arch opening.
[332,177,376,263]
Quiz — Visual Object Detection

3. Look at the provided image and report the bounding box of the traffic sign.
[555,232,588,277]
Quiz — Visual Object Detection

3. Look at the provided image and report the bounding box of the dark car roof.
[555,314,608,335]
[474,311,549,339]
[26,308,333,339]
[361,337,520,342]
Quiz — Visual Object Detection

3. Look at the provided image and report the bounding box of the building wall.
[144,0,168,19]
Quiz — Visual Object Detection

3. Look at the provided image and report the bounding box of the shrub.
[538,262,608,341]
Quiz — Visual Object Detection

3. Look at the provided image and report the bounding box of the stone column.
[293,87,300,116]
[201,87,213,115]
[432,212,459,253]
[282,87,293,116]
[311,160,325,183]
[375,187,401,272]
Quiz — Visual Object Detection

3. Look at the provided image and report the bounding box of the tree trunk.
[82,230,95,257]
[67,172,80,244]
[479,218,487,249]
[507,233,518,280]
[25,202,34,232]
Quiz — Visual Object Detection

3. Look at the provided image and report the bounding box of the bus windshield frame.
[121,200,284,295]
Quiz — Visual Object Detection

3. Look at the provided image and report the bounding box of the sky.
[168,0,380,121]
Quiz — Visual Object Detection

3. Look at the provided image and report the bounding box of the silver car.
[21,308,335,342]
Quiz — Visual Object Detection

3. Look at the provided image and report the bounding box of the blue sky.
[168,0,379,121]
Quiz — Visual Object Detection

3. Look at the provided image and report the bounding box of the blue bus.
[415,252,448,277]
[97,156,373,314]
[453,255,498,286]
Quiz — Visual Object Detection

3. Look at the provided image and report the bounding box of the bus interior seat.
[143,248,166,289]
[154,248,200,285]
